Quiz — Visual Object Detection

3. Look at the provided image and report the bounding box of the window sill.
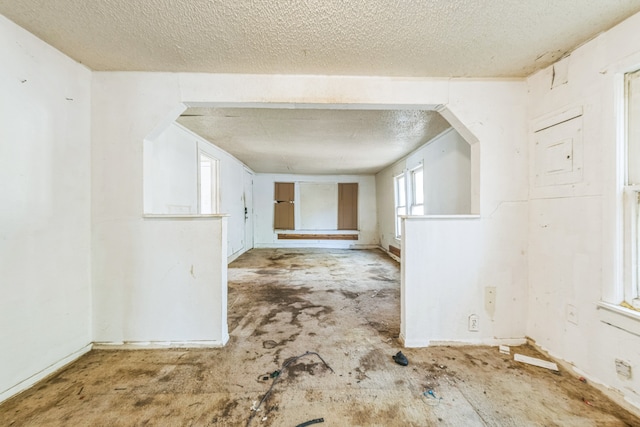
[401,214,481,220]
[143,214,229,220]
[597,301,640,337]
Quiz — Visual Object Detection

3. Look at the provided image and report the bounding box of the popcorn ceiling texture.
[176,108,452,174]
[1,0,640,77]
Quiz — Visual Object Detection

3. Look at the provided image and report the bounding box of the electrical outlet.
[615,359,632,379]
[468,314,479,332]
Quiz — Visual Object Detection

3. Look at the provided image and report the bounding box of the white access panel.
[533,115,583,188]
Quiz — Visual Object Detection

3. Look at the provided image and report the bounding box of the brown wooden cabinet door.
[338,183,358,230]
[274,182,295,229]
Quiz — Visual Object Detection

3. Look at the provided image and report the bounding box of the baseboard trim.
[402,337,527,348]
[0,343,92,404]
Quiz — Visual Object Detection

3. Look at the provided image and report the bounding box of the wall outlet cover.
[615,359,632,379]
[468,314,479,332]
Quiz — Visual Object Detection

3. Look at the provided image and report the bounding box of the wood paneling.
[274,182,295,229]
[338,183,358,230]
[389,245,401,257]
[274,182,295,202]
[278,234,358,240]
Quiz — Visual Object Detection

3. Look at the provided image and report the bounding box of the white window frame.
[623,69,640,308]
[410,165,424,215]
[198,151,219,214]
[394,173,406,238]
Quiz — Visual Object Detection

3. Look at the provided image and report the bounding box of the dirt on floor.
[1,248,638,426]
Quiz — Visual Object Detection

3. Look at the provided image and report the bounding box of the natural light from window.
[624,68,640,308]
[395,174,406,237]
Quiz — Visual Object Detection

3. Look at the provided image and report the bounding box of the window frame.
[410,165,424,216]
[198,151,220,215]
[623,69,640,308]
[394,173,406,238]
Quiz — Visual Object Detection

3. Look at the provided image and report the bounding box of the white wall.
[198,131,253,260]
[422,129,471,215]
[143,122,252,260]
[143,124,198,214]
[527,11,640,408]
[398,80,529,347]
[376,128,472,252]
[253,173,378,248]
[0,16,92,401]
[93,216,228,345]
[90,72,527,352]
[90,73,455,346]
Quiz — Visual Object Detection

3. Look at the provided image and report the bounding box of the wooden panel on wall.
[274,182,295,230]
[338,183,358,230]
[278,233,358,240]
[274,182,295,202]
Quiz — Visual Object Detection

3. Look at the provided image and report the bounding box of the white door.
[243,168,254,251]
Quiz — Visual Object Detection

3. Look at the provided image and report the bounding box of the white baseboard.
[402,337,527,348]
[0,343,92,404]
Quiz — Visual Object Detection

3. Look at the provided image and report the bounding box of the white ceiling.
[3,1,640,174]
[177,108,452,174]
[1,0,639,77]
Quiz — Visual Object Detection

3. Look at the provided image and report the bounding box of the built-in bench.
[277,233,358,240]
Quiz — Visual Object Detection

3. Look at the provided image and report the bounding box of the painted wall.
[398,80,529,347]
[423,129,471,215]
[90,72,460,345]
[527,11,640,408]
[376,128,472,253]
[143,124,198,214]
[91,72,527,351]
[0,16,92,401]
[143,122,253,260]
[253,174,378,248]
[93,216,228,345]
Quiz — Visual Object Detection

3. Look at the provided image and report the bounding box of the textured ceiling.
[4,1,640,174]
[1,1,640,77]
[177,108,451,174]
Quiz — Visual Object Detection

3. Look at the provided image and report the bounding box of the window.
[199,153,219,214]
[395,174,406,237]
[624,69,640,308]
[410,166,424,215]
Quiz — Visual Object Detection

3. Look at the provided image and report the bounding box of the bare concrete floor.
[1,248,639,426]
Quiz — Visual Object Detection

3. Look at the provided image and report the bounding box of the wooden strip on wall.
[338,183,358,230]
[274,182,295,229]
[278,234,358,240]
[389,245,401,257]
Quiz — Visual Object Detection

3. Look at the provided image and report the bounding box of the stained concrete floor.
[1,248,639,426]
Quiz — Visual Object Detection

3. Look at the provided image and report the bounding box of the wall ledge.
[403,214,481,220]
[142,214,229,220]
[597,302,640,337]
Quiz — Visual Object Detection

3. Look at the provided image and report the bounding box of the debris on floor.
[295,417,325,427]
[247,351,334,426]
[514,353,559,371]
[423,389,443,406]
[499,345,510,355]
[393,351,408,366]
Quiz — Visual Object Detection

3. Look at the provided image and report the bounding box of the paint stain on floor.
[1,248,638,426]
